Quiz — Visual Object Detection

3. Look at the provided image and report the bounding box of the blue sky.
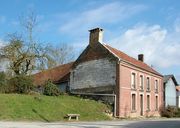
[0,0,180,83]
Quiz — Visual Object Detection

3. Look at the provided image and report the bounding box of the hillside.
[0,94,110,121]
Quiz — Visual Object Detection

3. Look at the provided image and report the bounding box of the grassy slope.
[0,94,110,121]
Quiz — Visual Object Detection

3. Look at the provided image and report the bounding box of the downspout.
[71,92,117,117]
[115,59,121,118]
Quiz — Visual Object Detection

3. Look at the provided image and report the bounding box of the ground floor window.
[155,96,158,110]
[147,95,150,111]
[132,94,136,111]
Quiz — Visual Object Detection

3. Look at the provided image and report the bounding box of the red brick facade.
[116,61,163,117]
[103,40,163,117]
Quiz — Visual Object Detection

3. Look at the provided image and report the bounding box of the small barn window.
[132,94,136,111]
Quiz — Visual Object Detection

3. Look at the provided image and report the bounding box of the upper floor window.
[140,75,144,90]
[131,73,136,89]
[155,80,158,93]
[146,77,150,91]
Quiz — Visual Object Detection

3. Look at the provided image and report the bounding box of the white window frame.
[155,79,158,93]
[139,74,144,90]
[146,76,151,91]
[131,71,137,89]
[146,94,151,111]
[131,92,137,112]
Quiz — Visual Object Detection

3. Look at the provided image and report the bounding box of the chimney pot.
[138,54,144,62]
[89,28,103,46]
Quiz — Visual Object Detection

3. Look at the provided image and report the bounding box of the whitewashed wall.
[165,78,177,107]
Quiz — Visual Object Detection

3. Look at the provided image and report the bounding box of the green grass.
[0,94,111,121]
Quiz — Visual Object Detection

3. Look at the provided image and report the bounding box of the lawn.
[0,94,111,121]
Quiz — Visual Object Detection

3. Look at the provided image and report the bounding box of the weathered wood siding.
[70,58,116,92]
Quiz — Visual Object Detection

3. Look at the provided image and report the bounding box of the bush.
[8,75,34,93]
[174,108,180,117]
[0,72,8,93]
[43,80,60,96]
[160,105,178,118]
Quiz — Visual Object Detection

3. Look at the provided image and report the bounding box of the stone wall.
[70,58,116,93]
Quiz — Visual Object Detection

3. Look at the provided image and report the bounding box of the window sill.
[131,110,137,113]
[131,88,137,91]
[139,89,144,92]
[146,109,151,112]
[146,90,151,93]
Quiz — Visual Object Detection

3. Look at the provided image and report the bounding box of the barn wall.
[70,58,116,93]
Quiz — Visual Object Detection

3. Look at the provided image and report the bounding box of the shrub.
[43,80,60,96]
[174,108,180,117]
[160,105,177,118]
[0,72,8,93]
[8,75,34,93]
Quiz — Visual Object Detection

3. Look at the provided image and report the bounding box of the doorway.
[140,94,143,116]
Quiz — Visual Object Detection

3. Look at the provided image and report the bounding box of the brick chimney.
[138,54,144,62]
[89,28,103,46]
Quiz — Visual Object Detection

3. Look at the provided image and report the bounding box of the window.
[147,95,150,111]
[132,94,136,111]
[155,80,158,93]
[146,77,150,91]
[155,96,158,110]
[140,75,144,90]
[131,73,136,89]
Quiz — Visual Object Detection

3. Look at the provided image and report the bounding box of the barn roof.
[33,62,74,86]
[163,75,178,85]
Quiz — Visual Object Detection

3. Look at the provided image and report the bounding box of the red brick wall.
[116,61,163,117]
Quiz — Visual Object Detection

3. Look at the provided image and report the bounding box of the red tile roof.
[103,44,162,76]
[33,62,74,86]
[176,86,180,91]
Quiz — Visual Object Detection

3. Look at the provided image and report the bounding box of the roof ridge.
[35,61,74,75]
[102,44,162,76]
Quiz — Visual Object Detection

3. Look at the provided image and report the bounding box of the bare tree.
[48,43,75,68]
[0,12,55,76]
[0,11,75,76]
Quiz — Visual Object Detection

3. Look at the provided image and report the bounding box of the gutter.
[71,92,117,117]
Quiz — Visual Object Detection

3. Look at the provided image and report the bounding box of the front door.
[140,95,143,116]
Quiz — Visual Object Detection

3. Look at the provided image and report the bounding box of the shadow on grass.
[32,109,50,122]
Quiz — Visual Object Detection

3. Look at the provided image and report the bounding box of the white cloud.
[0,39,6,47]
[109,23,180,69]
[59,2,146,33]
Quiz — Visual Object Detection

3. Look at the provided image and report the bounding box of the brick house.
[34,28,164,117]
[70,28,164,117]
